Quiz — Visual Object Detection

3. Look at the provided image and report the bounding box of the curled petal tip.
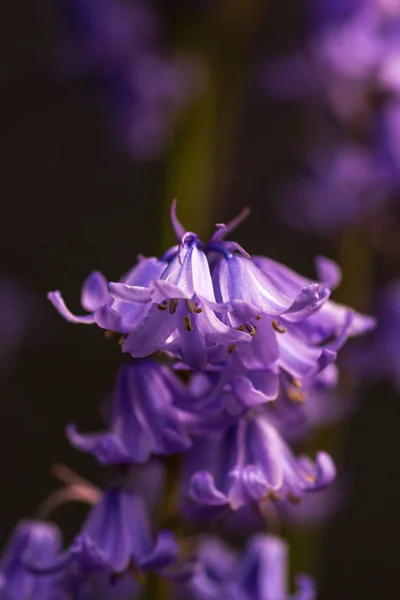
[170,198,187,241]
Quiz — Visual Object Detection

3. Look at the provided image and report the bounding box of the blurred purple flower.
[185,413,335,512]
[189,534,315,600]
[58,0,202,159]
[37,486,178,580]
[353,280,400,389]
[278,143,390,234]
[67,359,192,465]
[0,520,63,600]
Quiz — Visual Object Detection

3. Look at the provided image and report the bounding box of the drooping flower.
[0,520,64,600]
[109,230,252,370]
[67,359,192,465]
[36,486,179,581]
[189,534,316,600]
[277,143,390,235]
[352,280,400,389]
[184,410,335,512]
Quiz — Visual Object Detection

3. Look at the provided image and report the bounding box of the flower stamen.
[157,300,169,311]
[183,315,193,331]
[287,492,301,504]
[169,299,181,314]
[272,319,287,334]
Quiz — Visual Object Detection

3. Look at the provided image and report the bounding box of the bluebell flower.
[189,534,316,600]
[184,256,374,415]
[67,359,192,464]
[37,486,179,581]
[109,232,251,371]
[58,0,201,159]
[0,520,64,600]
[277,143,390,235]
[353,280,400,389]
[185,410,335,511]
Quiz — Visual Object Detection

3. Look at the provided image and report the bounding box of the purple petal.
[81,271,111,312]
[47,291,95,324]
[170,199,186,240]
[93,305,125,332]
[211,206,251,242]
[293,574,317,600]
[315,256,342,289]
[69,533,109,573]
[122,305,178,357]
[282,284,330,321]
[66,424,131,465]
[108,282,153,303]
[313,451,336,490]
[138,531,178,571]
[189,472,228,506]
[227,466,269,509]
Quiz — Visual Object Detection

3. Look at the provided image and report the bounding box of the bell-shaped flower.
[67,359,192,465]
[34,487,178,580]
[185,411,335,511]
[189,534,315,600]
[108,208,252,369]
[213,252,330,328]
[0,520,64,600]
[237,255,375,381]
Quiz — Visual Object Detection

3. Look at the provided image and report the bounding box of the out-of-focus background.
[2,1,400,598]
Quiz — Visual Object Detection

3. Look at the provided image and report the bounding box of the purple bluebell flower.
[185,410,335,511]
[109,233,252,371]
[58,0,201,159]
[353,280,400,389]
[188,256,374,414]
[38,486,178,581]
[277,143,390,235]
[0,520,64,600]
[67,359,192,464]
[189,534,315,600]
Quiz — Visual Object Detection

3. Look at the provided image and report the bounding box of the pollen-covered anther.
[185,299,202,314]
[255,314,262,320]
[246,323,256,337]
[228,344,236,354]
[272,319,287,334]
[268,490,281,502]
[157,300,169,311]
[304,473,316,484]
[287,388,307,404]
[128,561,146,585]
[104,330,119,340]
[183,315,193,332]
[286,492,301,504]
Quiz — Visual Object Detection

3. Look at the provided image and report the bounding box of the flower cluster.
[0,204,374,598]
[263,0,400,235]
[57,0,202,159]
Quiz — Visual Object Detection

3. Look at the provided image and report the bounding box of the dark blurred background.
[1,1,400,599]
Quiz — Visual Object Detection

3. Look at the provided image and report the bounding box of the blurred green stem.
[162,0,265,248]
